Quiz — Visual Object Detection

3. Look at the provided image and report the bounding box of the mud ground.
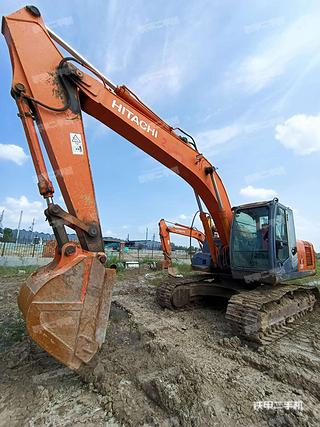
[1,268,320,426]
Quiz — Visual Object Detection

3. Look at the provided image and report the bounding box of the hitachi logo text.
[112,99,158,138]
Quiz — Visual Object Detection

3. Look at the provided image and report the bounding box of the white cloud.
[245,166,286,184]
[244,17,284,35]
[275,113,320,155]
[196,124,242,154]
[178,214,188,220]
[229,14,320,93]
[101,2,213,104]
[104,229,114,236]
[102,0,140,75]
[101,2,183,100]
[240,185,277,200]
[135,66,182,96]
[0,195,49,232]
[138,16,180,34]
[195,120,273,155]
[138,165,174,184]
[0,143,28,165]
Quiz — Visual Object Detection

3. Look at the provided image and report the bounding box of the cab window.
[231,206,270,269]
[275,207,289,262]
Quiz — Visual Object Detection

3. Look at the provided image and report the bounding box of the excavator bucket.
[18,244,115,369]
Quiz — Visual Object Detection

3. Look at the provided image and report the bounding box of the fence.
[0,241,45,257]
[0,241,192,261]
[104,248,191,263]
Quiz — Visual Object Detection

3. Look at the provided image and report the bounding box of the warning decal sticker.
[70,133,84,155]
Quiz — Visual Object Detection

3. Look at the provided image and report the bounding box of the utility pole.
[145,227,148,252]
[0,210,4,241]
[16,210,23,243]
[151,232,155,259]
[29,218,35,243]
[0,210,4,229]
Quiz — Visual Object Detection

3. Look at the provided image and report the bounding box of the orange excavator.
[159,216,220,273]
[158,218,206,273]
[2,6,318,369]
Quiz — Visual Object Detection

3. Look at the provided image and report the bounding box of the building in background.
[125,239,162,250]
[103,237,125,251]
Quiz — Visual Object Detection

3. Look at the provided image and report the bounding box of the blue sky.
[1,0,320,249]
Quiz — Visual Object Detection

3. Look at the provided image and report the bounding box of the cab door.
[274,206,298,277]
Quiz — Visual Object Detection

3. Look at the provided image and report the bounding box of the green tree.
[3,228,14,242]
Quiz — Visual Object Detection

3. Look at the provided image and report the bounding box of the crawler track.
[156,274,212,309]
[157,277,319,344]
[226,284,319,344]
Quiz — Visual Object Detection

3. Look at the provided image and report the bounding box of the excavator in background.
[2,6,318,369]
[159,218,206,274]
[159,218,218,274]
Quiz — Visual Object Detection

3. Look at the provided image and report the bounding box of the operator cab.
[230,198,308,284]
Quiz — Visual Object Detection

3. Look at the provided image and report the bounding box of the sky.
[1,0,320,249]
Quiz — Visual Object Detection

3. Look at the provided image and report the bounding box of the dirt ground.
[1,267,320,426]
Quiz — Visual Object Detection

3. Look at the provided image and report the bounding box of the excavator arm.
[159,218,206,269]
[2,6,233,368]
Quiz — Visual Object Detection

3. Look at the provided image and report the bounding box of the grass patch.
[0,266,37,277]
[172,262,192,274]
[105,255,121,268]
[139,257,156,264]
[0,314,26,349]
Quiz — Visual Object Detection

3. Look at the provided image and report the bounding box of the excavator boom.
[2,7,232,250]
